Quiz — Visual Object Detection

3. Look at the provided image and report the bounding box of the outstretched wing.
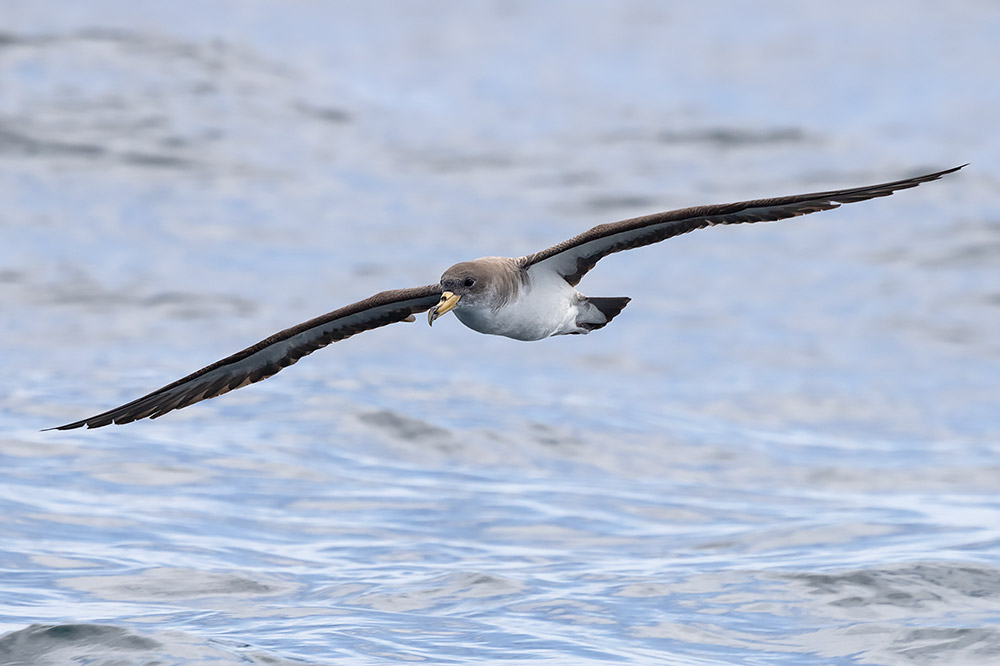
[48,284,443,430]
[519,165,965,286]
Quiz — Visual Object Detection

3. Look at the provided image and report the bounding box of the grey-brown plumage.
[49,164,964,429]
[518,165,966,286]
[47,286,442,429]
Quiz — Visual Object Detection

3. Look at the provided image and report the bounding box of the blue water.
[3,1,1000,664]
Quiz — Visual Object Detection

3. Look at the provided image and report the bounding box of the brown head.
[427,257,521,325]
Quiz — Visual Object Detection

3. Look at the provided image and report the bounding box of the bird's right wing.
[47,284,443,430]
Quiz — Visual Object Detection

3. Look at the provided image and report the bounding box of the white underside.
[454,264,603,341]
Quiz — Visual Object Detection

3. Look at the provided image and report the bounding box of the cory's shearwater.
[48,165,964,430]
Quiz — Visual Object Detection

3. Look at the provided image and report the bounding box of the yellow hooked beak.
[428,291,461,326]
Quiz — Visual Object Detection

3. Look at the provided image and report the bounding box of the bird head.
[427,261,492,326]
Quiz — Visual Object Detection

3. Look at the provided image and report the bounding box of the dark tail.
[580,296,631,331]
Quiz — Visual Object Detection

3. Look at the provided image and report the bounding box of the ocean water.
[3,1,1000,664]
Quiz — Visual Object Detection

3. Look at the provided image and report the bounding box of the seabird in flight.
[48,165,964,430]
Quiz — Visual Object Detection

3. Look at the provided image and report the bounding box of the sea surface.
[3,1,1000,664]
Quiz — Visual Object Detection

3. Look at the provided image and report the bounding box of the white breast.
[454,264,582,341]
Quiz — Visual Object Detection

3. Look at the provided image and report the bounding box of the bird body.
[48,164,966,430]
[437,256,627,341]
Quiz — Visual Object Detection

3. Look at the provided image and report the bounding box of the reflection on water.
[3,1,1000,664]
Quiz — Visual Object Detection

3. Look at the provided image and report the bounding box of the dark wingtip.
[41,420,90,432]
[916,163,967,184]
[939,163,967,175]
[928,164,967,179]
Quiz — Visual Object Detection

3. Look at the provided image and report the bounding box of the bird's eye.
[463,277,476,288]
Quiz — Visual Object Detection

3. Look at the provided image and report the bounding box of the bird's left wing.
[47,284,443,430]
[518,165,965,286]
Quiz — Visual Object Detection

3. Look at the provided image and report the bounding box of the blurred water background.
[2,1,1000,664]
